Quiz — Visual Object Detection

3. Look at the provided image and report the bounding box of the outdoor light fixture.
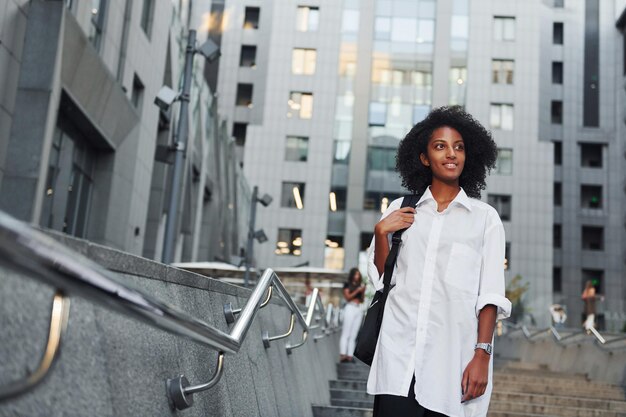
[197,38,221,61]
[258,193,273,207]
[253,229,268,243]
[154,86,179,112]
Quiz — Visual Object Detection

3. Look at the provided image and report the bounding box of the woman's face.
[352,271,362,284]
[419,126,466,186]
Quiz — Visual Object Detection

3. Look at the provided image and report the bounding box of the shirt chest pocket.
[443,242,481,295]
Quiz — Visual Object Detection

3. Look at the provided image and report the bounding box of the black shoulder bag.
[354,194,419,366]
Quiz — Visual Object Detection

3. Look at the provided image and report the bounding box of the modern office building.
[0,0,249,265]
[212,0,625,328]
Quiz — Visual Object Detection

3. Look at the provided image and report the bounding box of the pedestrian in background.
[366,106,511,416]
[339,267,365,363]
[581,280,596,330]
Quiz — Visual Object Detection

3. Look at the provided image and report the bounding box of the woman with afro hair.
[365,106,511,417]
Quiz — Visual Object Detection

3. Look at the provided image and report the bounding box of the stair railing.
[0,210,337,410]
[500,319,626,351]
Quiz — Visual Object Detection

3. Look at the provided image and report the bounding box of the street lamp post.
[157,30,220,264]
[161,30,196,265]
[243,186,272,287]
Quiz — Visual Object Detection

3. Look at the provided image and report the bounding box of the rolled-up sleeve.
[366,198,402,291]
[476,215,512,320]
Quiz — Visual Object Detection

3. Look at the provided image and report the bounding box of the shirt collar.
[416,186,473,212]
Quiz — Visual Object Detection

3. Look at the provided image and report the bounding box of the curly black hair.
[396,106,497,199]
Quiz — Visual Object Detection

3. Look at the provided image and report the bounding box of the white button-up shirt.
[366,187,512,417]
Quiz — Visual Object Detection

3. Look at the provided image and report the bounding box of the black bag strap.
[382,194,420,293]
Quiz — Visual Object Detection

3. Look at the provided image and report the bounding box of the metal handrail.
[500,319,626,351]
[0,211,336,409]
[0,292,70,401]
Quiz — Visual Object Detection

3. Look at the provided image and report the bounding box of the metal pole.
[243,186,258,288]
[162,30,196,264]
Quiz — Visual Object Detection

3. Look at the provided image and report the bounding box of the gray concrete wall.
[0,231,339,417]
[496,330,626,388]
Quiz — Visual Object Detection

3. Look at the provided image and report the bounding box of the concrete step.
[330,388,373,403]
[493,373,616,390]
[488,412,559,417]
[489,400,626,417]
[312,405,373,417]
[491,391,626,412]
[496,368,588,380]
[330,398,374,408]
[493,382,625,402]
[330,379,368,391]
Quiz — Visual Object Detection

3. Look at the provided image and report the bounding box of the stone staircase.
[312,361,626,417]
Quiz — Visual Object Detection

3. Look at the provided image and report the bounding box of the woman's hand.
[461,350,490,403]
[374,207,416,236]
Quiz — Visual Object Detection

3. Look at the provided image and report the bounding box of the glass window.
[363,191,403,211]
[285,136,308,161]
[236,83,253,107]
[342,10,359,33]
[140,0,155,37]
[391,18,417,42]
[553,267,562,293]
[553,22,563,44]
[333,140,351,164]
[369,102,387,126]
[281,182,305,209]
[240,45,257,67]
[375,17,391,40]
[329,188,347,211]
[417,19,435,43]
[493,16,515,41]
[232,123,247,146]
[552,61,563,84]
[553,224,562,248]
[554,141,562,165]
[495,148,513,175]
[451,16,468,39]
[324,235,344,270]
[487,194,512,221]
[131,74,144,111]
[581,269,603,293]
[296,6,319,32]
[580,185,602,209]
[551,100,563,124]
[275,228,303,256]
[580,143,602,167]
[413,105,430,124]
[492,59,514,84]
[244,7,260,29]
[418,0,436,18]
[582,226,603,251]
[490,103,514,130]
[89,0,108,51]
[554,182,562,206]
[287,92,313,119]
[367,147,396,171]
[292,48,317,75]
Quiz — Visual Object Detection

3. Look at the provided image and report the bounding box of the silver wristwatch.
[474,343,493,355]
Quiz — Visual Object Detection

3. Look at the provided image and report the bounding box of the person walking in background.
[339,267,365,363]
[581,280,596,330]
[366,106,511,416]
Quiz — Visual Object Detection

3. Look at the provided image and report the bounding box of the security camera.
[154,86,179,111]
[197,39,221,62]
